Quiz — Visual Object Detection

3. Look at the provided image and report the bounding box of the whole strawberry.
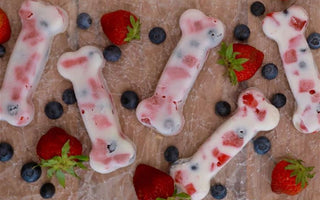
[36,127,89,187]
[133,164,190,200]
[271,158,315,195]
[217,42,264,85]
[0,8,11,44]
[100,10,140,45]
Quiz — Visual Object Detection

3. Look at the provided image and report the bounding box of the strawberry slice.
[36,127,89,187]
[100,10,140,45]
[133,164,190,200]
[217,42,264,85]
[0,8,11,44]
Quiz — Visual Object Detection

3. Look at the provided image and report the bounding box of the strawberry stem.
[284,158,315,188]
[39,140,89,188]
[124,15,140,42]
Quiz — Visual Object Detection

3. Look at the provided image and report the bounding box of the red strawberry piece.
[36,127,88,187]
[36,127,82,160]
[133,164,174,200]
[0,8,11,44]
[100,10,140,45]
[271,158,315,195]
[217,42,264,85]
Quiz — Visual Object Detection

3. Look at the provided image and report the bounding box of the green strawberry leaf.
[284,158,315,189]
[217,42,249,85]
[124,15,140,42]
[61,140,70,159]
[47,168,56,178]
[56,169,65,188]
[39,140,89,187]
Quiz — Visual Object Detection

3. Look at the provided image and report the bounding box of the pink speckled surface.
[1,0,320,199]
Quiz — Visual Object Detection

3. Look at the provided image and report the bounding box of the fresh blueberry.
[307,33,320,49]
[21,162,42,183]
[271,93,286,108]
[45,101,64,119]
[0,45,5,57]
[215,101,231,117]
[40,183,55,199]
[250,1,265,16]
[77,13,92,30]
[149,27,166,44]
[164,146,179,163]
[103,45,122,62]
[261,63,278,80]
[120,91,139,110]
[0,142,13,162]
[62,88,77,105]
[234,24,250,41]
[210,184,227,199]
[253,136,271,155]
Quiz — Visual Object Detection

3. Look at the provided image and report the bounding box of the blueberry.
[164,146,179,163]
[271,93,286,108]
[21,162,42,183]
[120,91,139,110]
[250,1,265,16]
[0,45,5,57]
[215,101,231,117]
[103,45,122,62]
[45,101,63,119]
[62,88,77,105]
[234,24,250,41]
[77,13,92,30]
[149,27,166,44]
[210,184,227,199]
[307,33,320,49]
[253,136,271,155]
[40,183,55,199]
[261,63,278,80]
[0,142,13,162]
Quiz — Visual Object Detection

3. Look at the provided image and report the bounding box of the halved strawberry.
[133,164,190,200]
[36,127,89,187]
[100,10,140,45]
[0,8,11,44]
[217,42,264,85]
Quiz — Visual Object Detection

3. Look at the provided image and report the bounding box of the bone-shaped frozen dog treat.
[136,9,225,136]
[0,0,68,126]
[170,88,280,200]
[57,46,136,174]
[263,6,320,133]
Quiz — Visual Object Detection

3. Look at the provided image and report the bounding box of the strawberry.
[0,8,11,44]
[271,158,315,195]
[36,127,89,187]
[100,10,140,45]
[133,164,190,200]
[217,42,264,85]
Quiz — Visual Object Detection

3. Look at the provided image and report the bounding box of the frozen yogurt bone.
[57,46,135,174]
[0,0,68,126]
[263,6,320,133]
[136,9,225,136]
[170,88,280,200]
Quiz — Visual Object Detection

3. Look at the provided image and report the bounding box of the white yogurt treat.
[263,6,320,133]
[136,9,225,136]
[170,88,280,200]
[57,46,136,174]
[0,0,68,126]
